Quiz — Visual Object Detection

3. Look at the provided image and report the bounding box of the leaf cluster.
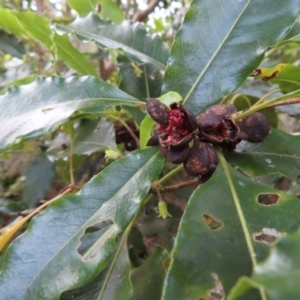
[1,1,300,300]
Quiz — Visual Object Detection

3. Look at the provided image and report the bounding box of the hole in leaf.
[203,214,223,230]
[257,193,279,206]
[77,218,116,260]
[207,273,225,300]
[253,228,284,245]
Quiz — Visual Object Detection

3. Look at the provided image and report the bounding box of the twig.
[162,178,199,191]
[133,0,160,22]
[113,117,140,148]
[152,182,164,202]
[0,187,74,251]
[264,97,300,108]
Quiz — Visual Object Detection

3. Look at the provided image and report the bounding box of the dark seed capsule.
[197,104,237,131]
[199,118,239,143]
[184,140,218,177]
[238,112,270,143]
[146,131,161,146]
[145,98,169,126]
[185,107,198,131]
[159,144,189,164]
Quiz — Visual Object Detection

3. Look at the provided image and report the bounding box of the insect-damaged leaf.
[162,162,300,299]
[228,230,300,299]
[61,242,132,300]
[56,13,169,70]
[0,148,164,299]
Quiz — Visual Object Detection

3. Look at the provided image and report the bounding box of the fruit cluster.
[146,99,270,181]
[115,120,139,151]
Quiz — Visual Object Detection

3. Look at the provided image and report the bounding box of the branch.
[264,97,300,108]
[133,0,160,22]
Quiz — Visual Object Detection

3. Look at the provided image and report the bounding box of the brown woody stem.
[152,182,164,202]
[162,178,199,191]
[133,0,160,22]
[263,97,300,108]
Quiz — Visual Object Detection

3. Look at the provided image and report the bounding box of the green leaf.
[118,61,163,100]
[0,76,142,150]
[0,30,25,58]
[57,13,169,70]
[0,8,98,76]
[283,19,300,41]
[252,230,300,300]
[66,0,98,16]
[163,0,300,115]
[269,64,300,93]
[251,64,300,93]
[61,242,132,300]
[0,75,37,93]
[131,246,169,300]
[227,276,263,300]
[47,118,117,158]
[225,129,300,182]
[228,231,300,300]
[98,0,124,23]
[0,147,164,299]
[162,161,300,299]
[22,154,55,208]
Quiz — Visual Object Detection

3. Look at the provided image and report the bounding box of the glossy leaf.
[0,30,25,58]
[118,61,163,124]
[62,242,132,300]
[118,61,163,100]
[162,162,300,299]
[22,154,55,208]
[0,8,98,76]
[47,118,117,158]
[0,76,142,150]
[283,18,300,41]
[252,230,300,300]
[228,231,300,300]
[131,246,169,300]
[57,13,169,70]
[163,0,300,115]
[0,147,164,299]
[225,129,300,182]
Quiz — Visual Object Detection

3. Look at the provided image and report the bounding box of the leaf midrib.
[236,152,299,160]
[1,97,143,118]
[272,78,300,87]
[25,151,160,296]
[183,0,251,104]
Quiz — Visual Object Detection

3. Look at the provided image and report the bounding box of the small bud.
[105,149,122,162]
[238,113,270,143]
[158,201,172,219]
